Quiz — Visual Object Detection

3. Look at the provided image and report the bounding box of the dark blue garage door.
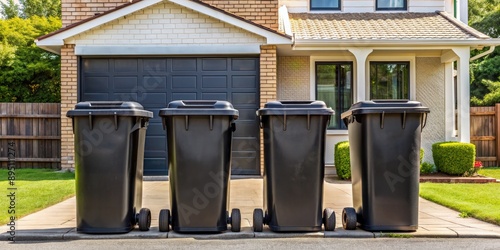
[80,57,260,176]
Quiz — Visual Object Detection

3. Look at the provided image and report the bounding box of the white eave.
[36,0,291,54]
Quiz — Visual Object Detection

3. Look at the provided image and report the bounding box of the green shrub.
[432,142,476,175]
[420,162,436,174]
[334,141,351,180]
[420,148,424,164]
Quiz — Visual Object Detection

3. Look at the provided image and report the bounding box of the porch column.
[452,47,470,143]
[444,61,456,141]
[348,48,373,102]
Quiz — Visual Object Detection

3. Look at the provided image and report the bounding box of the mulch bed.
[420,172,498,183]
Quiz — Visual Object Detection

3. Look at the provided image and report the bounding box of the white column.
[348,48,373,102]
[452,47,470,142]
[459,0,468,25]
[444,61,456,141]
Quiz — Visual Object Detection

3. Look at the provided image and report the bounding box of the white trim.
[452,47,470,142]
[327,130,349,135]
[293,39,500,48]
[367,55,417,100]
[278,5,292,35]
[444,61,457,141]
[75,45,261,55]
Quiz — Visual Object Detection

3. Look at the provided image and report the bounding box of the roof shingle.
[289,12,489,40]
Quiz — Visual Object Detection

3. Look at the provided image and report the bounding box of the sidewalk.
[2,177,500,241]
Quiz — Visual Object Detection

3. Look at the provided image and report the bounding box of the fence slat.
[0,103,61,169]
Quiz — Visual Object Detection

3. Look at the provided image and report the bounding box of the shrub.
[420,162,436,174]
[334,141,351,180]
[432,142,476,175]
[420,148,424,164]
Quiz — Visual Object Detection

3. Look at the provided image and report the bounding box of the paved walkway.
[2,177,500,241]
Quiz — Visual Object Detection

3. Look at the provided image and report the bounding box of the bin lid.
[340,100,430,119]
[257,101,334,116]
[158,100,239,119]
[66,101,153,118]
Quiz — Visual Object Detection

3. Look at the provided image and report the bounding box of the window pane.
[377,0,406,9]
[311,0,340,9]
[316,62,352,129]
[370,62,409,100]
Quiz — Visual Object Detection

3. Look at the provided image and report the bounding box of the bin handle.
[402,111,406,129]
[130,117,142,133]
[231,122,236,132]
[185,116,189,131]
[380,112,385,129]
[209,115,213,131]
[114,113,118,130]
[259,116,263,129]
[307,113,311,131]
[283,113,287,131]
[421,113,428,131]
[88,112,93,130]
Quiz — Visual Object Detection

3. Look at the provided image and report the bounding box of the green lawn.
[420,182,500,225]
[478,167,500,179]
[0,169,75,224]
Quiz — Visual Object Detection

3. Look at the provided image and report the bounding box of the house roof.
[289,11,490,41]
[36,0,291,54]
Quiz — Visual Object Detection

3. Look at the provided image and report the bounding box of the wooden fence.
[470,104,500,167]
[0,103,61,169]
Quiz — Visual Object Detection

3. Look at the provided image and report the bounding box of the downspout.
[454,0,457,17]
[470,46,496,61]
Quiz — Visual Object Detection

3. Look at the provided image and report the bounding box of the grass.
[420,182,500,226]
[478,167,500,179]
[0,169,75,224]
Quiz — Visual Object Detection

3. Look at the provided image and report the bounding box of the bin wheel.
[323,208,336,231]
[138,208,151,231]
[230,208,241,232]
[158,209,170,232]
[253,208,264,232]
[342,207,357,230]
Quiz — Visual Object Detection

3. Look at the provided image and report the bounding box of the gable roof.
[36,0,291,54]
[289,11,500,47]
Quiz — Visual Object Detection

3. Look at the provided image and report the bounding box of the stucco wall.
[277,56,310,100]
[67,2,266,46]
[416,57,446,163]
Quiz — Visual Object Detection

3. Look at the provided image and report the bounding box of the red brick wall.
[62,0,130,27]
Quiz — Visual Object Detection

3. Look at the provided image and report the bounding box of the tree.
[0,0,19,19]
[0,16,61,102]
[469,0,500,106]
[19,0,61,19]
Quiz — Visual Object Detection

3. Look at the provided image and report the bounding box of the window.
[376,0,407,10]
[370,62,409,99]
[311,0,341,10]
[316,62,352,129]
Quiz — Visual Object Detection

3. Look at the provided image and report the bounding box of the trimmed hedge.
[432,142,476,175]
[334,141,351,180]
[420,162,436,174]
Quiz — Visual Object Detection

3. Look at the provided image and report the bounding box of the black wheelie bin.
[253,101,336,232]
[157,100,241,233]
[340,100,429,232]
[67,101,153,233]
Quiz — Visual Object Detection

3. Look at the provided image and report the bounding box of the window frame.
[315,61,353,130]
[310,0,342,11]
[369,61,410,100]
[375,0,407,11]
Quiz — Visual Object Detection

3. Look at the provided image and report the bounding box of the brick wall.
[202,0,279,30]
[277,56,310,100]
[60,45,78,169]
[62,0,130,27]
[259,45,277,174]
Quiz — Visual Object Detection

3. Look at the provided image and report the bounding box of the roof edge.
[436,11,490,39]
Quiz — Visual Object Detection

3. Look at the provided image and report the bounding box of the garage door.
[80,57,260,176]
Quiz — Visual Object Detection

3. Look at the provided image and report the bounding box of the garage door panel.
[172,76,197,89]
[114,59,138,73]
[142,76,167,91]
[202,76,227,88]
[232,93,257,104]
[232,59,257,71]
[232,76,257,88]
[202,92,227,100]
[81,57,259,176]
[113,77,138,90]
[172,58,197,71]
[83,77,109,92]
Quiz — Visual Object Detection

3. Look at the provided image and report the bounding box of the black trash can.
[340,100,429,232]
[67,101,153,233]
[157,100,241,233]
[253,101,335,232]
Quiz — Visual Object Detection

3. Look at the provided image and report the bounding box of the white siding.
[281,0,446,13]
